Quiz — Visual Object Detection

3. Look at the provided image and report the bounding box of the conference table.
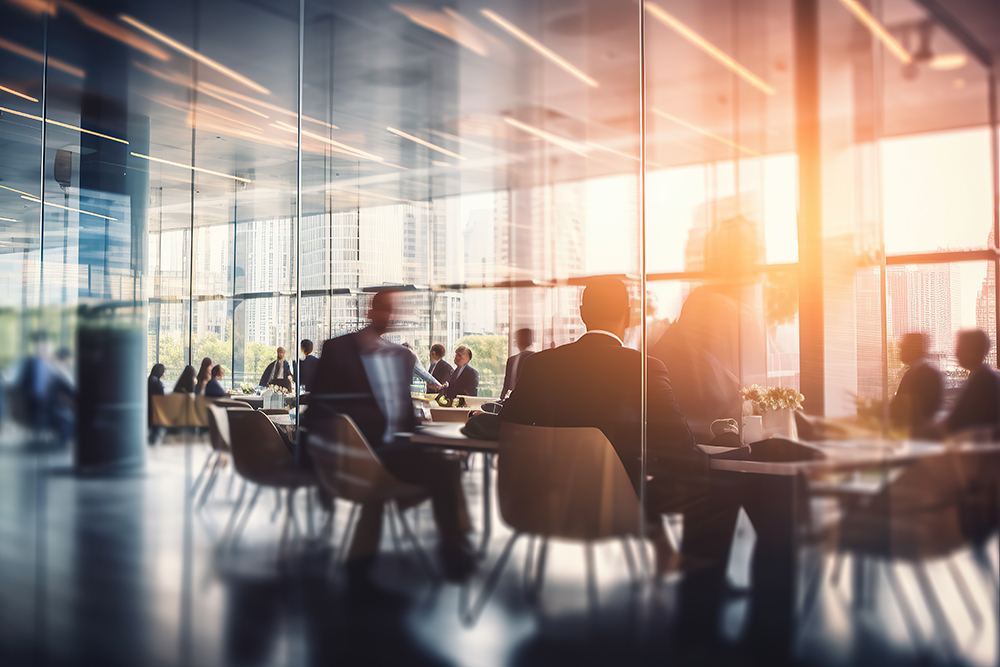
[409,424,1000,653]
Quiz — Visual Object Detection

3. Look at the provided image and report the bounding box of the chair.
[430,408,470,423]
[462,422,645,624]
[223,409,316,554]
[190,403,251,508]
[308,414,436,577]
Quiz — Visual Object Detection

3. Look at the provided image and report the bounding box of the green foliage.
[456,334,508,398]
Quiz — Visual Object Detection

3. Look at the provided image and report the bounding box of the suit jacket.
[305,329,417,448]
[444,364,478,400]
[297,354,320,389]
[204,378,229,398]
[148,375,164,425]
[501,332,696,490]
[259,360,293,388]
[889,359,944,435]
[501,350,535,400]
[945,364,1000,435]
[428,359,453,392]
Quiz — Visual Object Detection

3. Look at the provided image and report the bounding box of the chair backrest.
[150,394,191,427]
[497,422,642,541]
[227,409,296,484]
[206,403,249,452]
[430,408,470,423]
[308,413,418,503]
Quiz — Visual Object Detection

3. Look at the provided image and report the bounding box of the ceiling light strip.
[0,216,17,222]
[387,126,466,160]
[0,37,85,78]
[271,121,384,162]
[0,183,35,198]
[130,151,251,183]
[0,84,38,103]
[652,108,760,156]
[119,15,271,95]
[20,195,118,221]
[480,9,598,88]
[503,117,588,156]
[0,105,129,144]
[645,3,775,96]
[836,0,911,64]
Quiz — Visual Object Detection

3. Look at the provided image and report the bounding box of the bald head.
[580,277,631,339]
[368,291,396,335]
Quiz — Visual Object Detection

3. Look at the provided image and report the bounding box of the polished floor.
[0,427,997,667]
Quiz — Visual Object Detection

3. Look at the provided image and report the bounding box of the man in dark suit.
[427,343,452,392]
[889,333,943,437]
[500,328,535,400]
[442,345,478,400]
[945,329,1000,435]
[148,363,165,444]
[305,291,474,580]
[501,277,738,644]
[297,339,320,390]
[204,365,229,398]
[259,347,293,391]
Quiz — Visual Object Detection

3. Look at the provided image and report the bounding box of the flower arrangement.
[268,385,293,396]
[741,385,804,415]
[239,383,257,395]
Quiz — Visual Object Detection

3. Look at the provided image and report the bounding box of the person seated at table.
[204,365,229,398]
[173,365,196,394]
[441,345,478,400]
[194,357,213,395]
[501,277,737,642]
[427,343,452,392]
[305,290,475,581]
[500,328,534,400]
[259,347,293,391]
[943,329,1000,436]
[148,364,165,443]
[889,333,943,438]
[297,339,319,391]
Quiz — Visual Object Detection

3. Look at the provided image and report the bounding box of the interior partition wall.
[0,1,997,467]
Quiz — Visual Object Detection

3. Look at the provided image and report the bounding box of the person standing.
[500,328,535,400]
[297,339,319,390]
[442,345,478,400]
[259,347,293,391]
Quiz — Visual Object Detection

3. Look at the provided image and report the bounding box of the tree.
[456,334,508,397]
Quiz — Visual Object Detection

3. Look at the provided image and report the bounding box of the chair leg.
[230,486,263,551]
[386,504,403,554]
[270,489,282,522]
[622,537,638,585]
[394,502,439,582]
[197,455,223,509]
[533,538,549,599]
[912,562,958,658]
[189,450,216,497]
[946,559,983,630]
[882,561,925,650]
[219,480,249,547]
[522,536,536,594]
[460,532,521,627]
[584,542,598,616]
[337,503,361,563]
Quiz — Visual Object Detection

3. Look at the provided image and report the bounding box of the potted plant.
[741,384,804,441]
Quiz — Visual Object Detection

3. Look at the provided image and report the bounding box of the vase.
[761,408,798,440]
[742,415,763,445]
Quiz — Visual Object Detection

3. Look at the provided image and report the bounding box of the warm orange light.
[503,117,587,156]
[0,36,85,78]
[480,9,599,88]
[0,105,129,144]
[120,15,271,94]
[61,1,172,61]
[130,151,251,183]
[645,3,775,96]
[929,53,967,71]
[652,108,760,156]
[21,195,118,221]
[0,84,38,103]
[0,184,34,198]
[835,0,911,64]
[391,4,489,56]
[387,126,466,160]
[198,82,338,130]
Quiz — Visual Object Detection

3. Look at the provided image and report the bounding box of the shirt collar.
[583,330,624,346]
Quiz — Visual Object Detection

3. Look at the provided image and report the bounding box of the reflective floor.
[0,430,997,667]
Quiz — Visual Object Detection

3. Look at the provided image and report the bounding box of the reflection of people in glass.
[259,347,293,391]
[204,365,229,398]
[501,328,534,400]
[307,291,475,580]
[173,365,196,394]
[944,329,1000,435]
[194,357,213,395]
[889,333,943,437]
[442,346,477,400]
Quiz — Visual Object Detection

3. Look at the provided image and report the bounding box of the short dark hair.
[457,345,472,361]
[151,363,165,378]
[959,329,991,357]
[581,277,630,326]
[430,343,445,357]
[211,364,224,378]
[301,339,313,354]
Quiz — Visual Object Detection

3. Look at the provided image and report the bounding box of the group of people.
[148,357,229,400]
